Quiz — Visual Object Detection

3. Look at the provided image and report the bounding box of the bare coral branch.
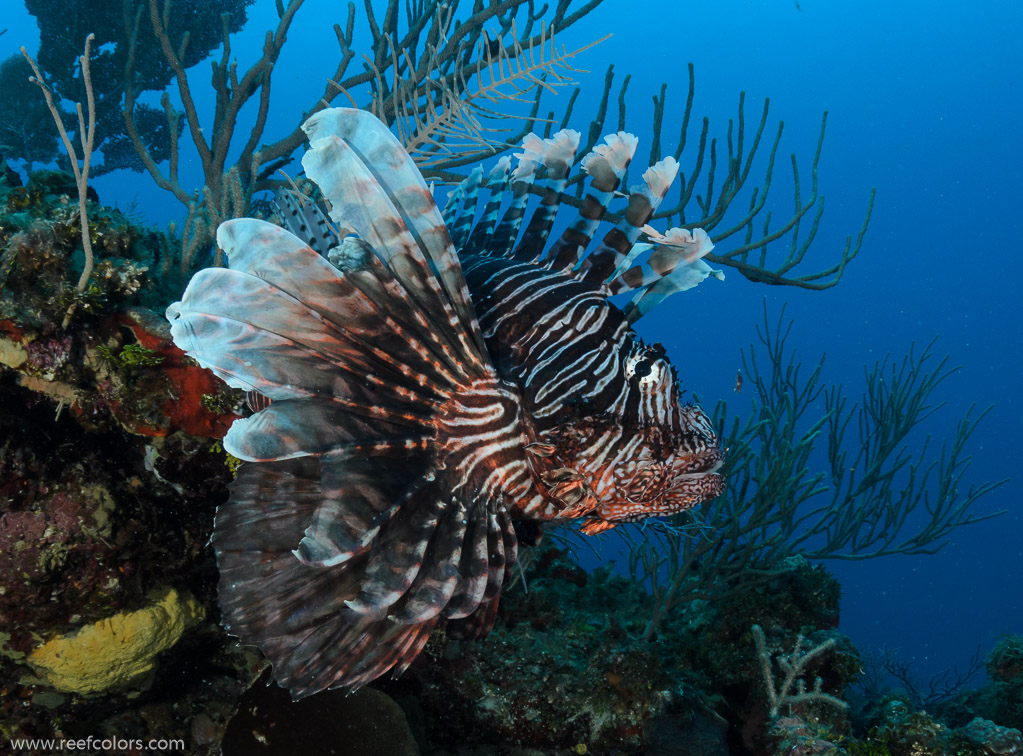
[753,625,848,718]
[124,0,609,282]
[22,34,98,326]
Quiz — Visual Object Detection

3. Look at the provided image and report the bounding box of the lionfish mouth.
[591,445,726,529]
[672,446,727,496]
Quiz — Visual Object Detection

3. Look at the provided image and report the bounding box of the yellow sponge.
[27,586,204,694]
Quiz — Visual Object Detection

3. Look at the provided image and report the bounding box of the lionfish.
[166,108,725,698]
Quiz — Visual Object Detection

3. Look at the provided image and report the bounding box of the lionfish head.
[608,404,724,511]
[559,340,726,534]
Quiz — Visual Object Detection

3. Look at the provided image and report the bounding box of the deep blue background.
[3,0,1020,687]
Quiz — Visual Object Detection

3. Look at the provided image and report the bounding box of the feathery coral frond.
[375,21,608,168]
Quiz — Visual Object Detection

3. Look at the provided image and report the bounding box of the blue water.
[3,0,1019,690]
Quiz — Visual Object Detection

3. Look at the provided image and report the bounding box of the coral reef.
[0,172,251,749]
[985,636,1023,731]
[368,548,858,754]
[0,36,1006,753]
[850,696,1023,756]
[958,717,1023,755]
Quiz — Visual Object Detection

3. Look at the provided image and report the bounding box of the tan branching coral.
[751,624,848,718]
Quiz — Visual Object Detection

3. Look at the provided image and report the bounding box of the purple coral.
[24,334,74,378]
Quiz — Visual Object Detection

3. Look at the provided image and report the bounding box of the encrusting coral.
[0,165,248,748]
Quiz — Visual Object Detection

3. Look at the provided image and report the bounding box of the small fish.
[734,369,743,393]
[167,109,726,698]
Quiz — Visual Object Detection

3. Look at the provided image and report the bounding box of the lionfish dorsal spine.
[543,131,638,273]
[462,157,512,256]
[446,165,484,252]
[577,155,682,286]
[509,129,581,263]
[486,133,546,258]
[609,226,716,294]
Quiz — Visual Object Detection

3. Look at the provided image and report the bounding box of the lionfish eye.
[625,351,666,385]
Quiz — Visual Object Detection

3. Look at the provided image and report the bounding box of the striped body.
[167,108,725,698]
[460,250,723,531]
[464,255,627,425]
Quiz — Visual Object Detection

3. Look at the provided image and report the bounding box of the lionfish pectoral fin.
[302,107,484,354]
[173,107,529,697]
[216,422,517,696]
[445,595,502,640]
[214,458,442,699]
